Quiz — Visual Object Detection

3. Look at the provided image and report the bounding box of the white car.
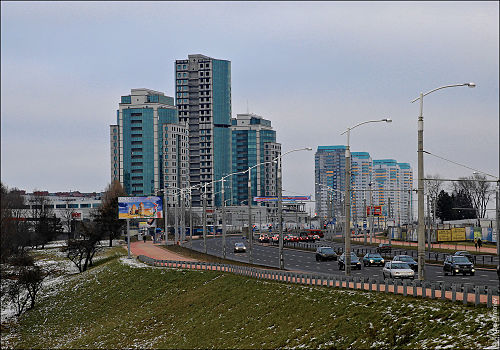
[382,261,415,279]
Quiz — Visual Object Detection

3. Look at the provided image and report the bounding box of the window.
[56,204,67,209]
[68,204,79,209]
[80,204,91,208]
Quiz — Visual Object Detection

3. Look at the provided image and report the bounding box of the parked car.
[362,252,385,267]
[289,235,299,242]
[454,251,475,264]
[443,255,475,276]
[312,234,321,242]
[315,246,337,261]
[271,234,279,243]
[234,242,246,253]
[382,261,415,279]
[376,243,392,254]
[392,255,418,272]
[338,252,362,270]
[258,234,269,243]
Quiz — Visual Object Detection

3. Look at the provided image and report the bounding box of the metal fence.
[137,255,499,308]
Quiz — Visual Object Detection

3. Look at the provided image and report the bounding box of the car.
[315,246,337,261]
[392,255,418,272]
[312,234,321,241]
[443,255,475,276]
[338,252,362,270]
[363,252,385,267]
[234,242,246,253]
[258,234,270,243]
[376,243,392,254]
[289,235,299,242]
[454,251,475,264]
[271,234,279,243]
[382,261,415,279]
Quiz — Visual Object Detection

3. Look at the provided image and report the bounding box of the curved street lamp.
[340,118,392,276]
[411,82,475,280]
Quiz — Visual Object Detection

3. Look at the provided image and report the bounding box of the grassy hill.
[1,247,498,349]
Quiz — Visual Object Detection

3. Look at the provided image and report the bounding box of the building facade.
[314,146,346,223]
[175,54,232,207]
[315,146,413,227]
[110,88,189,197]
[230,113,281,205]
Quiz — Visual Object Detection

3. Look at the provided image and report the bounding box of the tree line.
[1,181,126,317]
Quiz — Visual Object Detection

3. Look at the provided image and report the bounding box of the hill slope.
[2,254,498,349]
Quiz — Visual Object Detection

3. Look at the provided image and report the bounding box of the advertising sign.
[451,227,466,241]
[118,196,163,219]
[473,227,482,240]
[254,196,311,202]
[437,229,452,242]
[366,206,383,216]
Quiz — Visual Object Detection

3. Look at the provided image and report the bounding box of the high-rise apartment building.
[230,113,281,205]
[175,54,232,207]
[372,159,413,224]
[110,88,189,196]
[315,146,413,226]
[314,146,346,222]
[351,152,373,222]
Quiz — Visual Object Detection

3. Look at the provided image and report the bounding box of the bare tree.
[59,197,77,240]
[64,221,102,273]
[454,174,493,219]
[425,174,443,222]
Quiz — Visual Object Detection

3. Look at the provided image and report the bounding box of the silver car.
[382,261,415,279]
[234,242,246,253]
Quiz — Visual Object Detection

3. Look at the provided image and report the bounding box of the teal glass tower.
[230,113,280,206]
[175,54,232,207]
[110,88,189,196]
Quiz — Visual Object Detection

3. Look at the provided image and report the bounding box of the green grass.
[2,249,498,349]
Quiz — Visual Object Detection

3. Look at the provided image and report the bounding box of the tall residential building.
[230,113,281,205]
[314,146,346,222]
[315,146,413,226]
[175,54,232,207]
[372,159,413,224]
[351,152,373,222]
[110,88,189,197]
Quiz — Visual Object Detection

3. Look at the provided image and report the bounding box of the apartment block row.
[110,54,281,208]
[315,146,413,226]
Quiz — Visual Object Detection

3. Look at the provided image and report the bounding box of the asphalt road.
[189,236,500,289]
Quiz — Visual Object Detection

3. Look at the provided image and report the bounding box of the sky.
[1,1,498,211]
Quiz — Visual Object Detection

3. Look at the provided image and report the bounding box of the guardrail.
[137,255,499,308]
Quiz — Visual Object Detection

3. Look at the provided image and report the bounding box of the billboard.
[118,196,163,219]
[366,206,382,216]
[451,227,466,241]
[437,229,452,242]
[254,196,311,202]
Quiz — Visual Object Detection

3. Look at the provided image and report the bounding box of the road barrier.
[137,255,499,308]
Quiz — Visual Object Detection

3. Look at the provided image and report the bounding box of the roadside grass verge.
[1,255,497,349]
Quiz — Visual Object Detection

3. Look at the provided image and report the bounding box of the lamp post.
[341,118,392,276]
[277,147,313,269]
[411,82,475,280]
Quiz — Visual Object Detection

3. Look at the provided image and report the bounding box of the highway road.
[188,236,499,289]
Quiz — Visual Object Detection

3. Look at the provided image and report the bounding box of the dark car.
[376,243,392,254]
[392,255,418,272]
[454,251,475,264]
[258,234,269,243]
[338,252,362,270]
[443,255,475,276]
[363,252,385,267]
[315,246,337,261]
[234,242,247,253]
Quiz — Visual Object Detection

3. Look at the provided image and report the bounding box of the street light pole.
[248,169,253,264]
[412,82,475,280]
[203,187,207,254]
[222,178,226,259]
[341,118,392,276]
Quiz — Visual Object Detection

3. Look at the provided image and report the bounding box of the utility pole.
[278,156,284,269]
[248,170,253,264]
[164,188,168,245]
[369,182,373,244]
[202,189,207,254]
[388,198,392,245]
[427,194,431,253]
[189,189,193,249]
[222,178,227,259]
[363,197,367,245]
[174,191,179,244]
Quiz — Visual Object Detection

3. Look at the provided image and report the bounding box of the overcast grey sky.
[1,2,498,204]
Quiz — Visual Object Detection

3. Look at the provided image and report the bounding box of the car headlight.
[455,269,459,272]
[370,260,374,263]
[381,259,385,263]
[471,268,475,272]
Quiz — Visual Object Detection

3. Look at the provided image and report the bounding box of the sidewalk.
[129,241,198,262]
[352,236,497,255]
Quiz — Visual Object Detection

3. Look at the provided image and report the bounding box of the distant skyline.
[1,2,498,211]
